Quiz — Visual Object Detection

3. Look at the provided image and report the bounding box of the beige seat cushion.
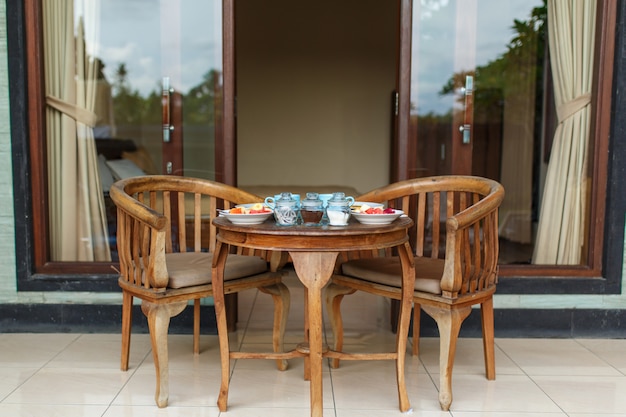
[341,256,444,295]
[165,252,268,289]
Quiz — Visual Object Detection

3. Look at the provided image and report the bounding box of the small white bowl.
[352,209,404,225]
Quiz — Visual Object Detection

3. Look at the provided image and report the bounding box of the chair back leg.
[324,283,356,369]
[481,297,496,380]
[259,282,292,371]
[412,304,421,357]
[120,291,133,371]
[193,299,201,354]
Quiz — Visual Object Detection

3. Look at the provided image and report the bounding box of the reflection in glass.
[410,1,548,264]
[44,1,223,261]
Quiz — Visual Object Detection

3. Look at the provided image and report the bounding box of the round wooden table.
[211,216,415,417]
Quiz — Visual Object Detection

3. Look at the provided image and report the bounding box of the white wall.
[236,0,397,194]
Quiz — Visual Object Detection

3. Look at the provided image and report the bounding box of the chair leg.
[120,291,133,371]
[193,299,201,355]
[422,305,471,411]
[412,303,421,357]
[259,282,291,371]
[141,300,187,408]
[481,297,496,380]
[324,283,356,369]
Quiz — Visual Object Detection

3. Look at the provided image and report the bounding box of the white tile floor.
[2,270,626,416]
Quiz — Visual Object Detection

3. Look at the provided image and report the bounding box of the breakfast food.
[352,204,395,214]
[229,203,271,214]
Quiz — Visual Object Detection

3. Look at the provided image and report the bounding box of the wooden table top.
[213,216,414,252]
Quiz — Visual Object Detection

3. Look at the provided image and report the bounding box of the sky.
[93,0,222,96]
[83,0,541,115]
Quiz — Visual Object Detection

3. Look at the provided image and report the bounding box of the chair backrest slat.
[193,193,202,252]
[431,192,441,259]
[160,191,171,253]
[138,218,149,287]
[209,195,218,253]
[415,192,427,257]
[175,191,185,252]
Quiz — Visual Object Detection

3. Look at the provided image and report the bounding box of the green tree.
[183,69,221,125]
[111,63,150,126]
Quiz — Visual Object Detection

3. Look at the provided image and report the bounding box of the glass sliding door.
[409,0,547,264]
[44,0,222,262]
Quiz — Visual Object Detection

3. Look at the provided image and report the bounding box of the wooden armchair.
[109,175,290,408]
[326,175,504,410]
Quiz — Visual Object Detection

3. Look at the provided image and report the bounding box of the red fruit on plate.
[383,208,395,214]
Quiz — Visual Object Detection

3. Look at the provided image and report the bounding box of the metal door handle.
[460,75,473,145]
[459,124,471,144]
[162,77,175,143]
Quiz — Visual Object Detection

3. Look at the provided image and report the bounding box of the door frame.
[219,0,237,186]
[393,0,413,183]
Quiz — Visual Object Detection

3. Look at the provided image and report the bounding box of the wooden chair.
[326,175,504,410]
[109,175,290,408]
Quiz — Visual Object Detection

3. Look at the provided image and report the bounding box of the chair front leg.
[421,304,471,411]
[142,300,187,408]
[324,283,355,369]
[259,282,291,371]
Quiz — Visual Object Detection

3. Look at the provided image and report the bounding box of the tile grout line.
[0,333,80,406]
[493,340,568,415]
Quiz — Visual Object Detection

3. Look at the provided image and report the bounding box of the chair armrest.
[111,186,170,291]
[447,183,504,231]
[441,205,500,298]
[110,183,168,230]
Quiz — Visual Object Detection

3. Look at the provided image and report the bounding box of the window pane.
[410,1,592,265]
[43,0,222,261]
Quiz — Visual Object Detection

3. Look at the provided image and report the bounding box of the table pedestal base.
[212,216,414,417]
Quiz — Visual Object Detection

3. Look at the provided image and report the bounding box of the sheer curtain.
[43,0,111,261]
[532,0,596,265]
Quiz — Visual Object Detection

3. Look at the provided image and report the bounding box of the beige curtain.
[43,0,111,261]
[533,0,596,264]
